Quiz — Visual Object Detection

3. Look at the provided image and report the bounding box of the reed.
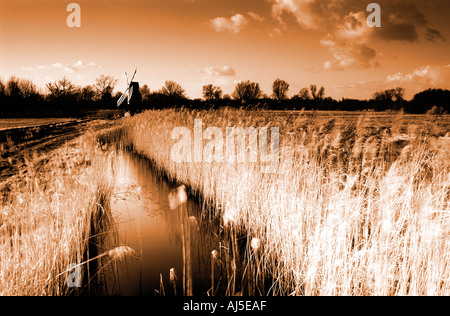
[160,273,166,296]
[0,131,125,295]
[170,268,177,296]
[124,109,450,296]
[211,250,218,296]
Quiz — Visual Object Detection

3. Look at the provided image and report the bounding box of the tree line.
[0,75,449,117]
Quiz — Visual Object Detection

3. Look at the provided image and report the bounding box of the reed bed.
[124,108,450,296]
[0,132,122,296]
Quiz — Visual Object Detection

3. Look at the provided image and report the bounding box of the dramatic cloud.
[270,0,317,29]
[426,28,447,42]
[266,0,446,70]
[377,23,419,42]
[373,2,424,42]
[203,66,236,77]
[268,0,444,42]
[210,14,248,33]
[321,12,378,70]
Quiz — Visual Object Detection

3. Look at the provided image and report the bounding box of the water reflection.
[110,151,218,296]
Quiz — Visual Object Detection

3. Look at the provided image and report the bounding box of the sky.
[0,0,449,100]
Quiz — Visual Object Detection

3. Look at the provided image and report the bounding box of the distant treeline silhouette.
[0,76,449,117]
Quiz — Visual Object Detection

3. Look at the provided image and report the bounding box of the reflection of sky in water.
[110,151,218,296]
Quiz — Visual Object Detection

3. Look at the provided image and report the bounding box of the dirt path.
[0,119,116,182]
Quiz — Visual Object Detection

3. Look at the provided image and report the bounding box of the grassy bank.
[0,130,121,295]
[124,109,450,296]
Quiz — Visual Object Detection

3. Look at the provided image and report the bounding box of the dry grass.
[124,108,450,296]
[0,132,120,296]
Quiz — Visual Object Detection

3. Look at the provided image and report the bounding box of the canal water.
[109,150,221,296]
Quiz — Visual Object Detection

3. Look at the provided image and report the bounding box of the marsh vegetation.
[0,109,449,296]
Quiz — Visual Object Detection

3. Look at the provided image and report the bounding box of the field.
[0,119,114,181]
[0,120,125,295]
[0,119,76,132]
[0,109,449,296]
[123,109,450,296]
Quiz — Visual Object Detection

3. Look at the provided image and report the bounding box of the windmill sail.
[117,69,142,115]
[117,68,138,108]
[117,89,129,107]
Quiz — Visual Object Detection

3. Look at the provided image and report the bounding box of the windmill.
[117,69,142,115]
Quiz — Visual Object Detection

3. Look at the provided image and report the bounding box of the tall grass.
[0,133,120,295]
[124,108,450,296]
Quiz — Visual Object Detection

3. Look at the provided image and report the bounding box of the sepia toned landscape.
[0,0,449,298]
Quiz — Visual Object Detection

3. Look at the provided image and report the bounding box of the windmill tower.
[117,69,142,115]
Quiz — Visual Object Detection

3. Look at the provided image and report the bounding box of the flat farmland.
[0,118,77,132]
[123,109,450,295]
[1,109,449,296]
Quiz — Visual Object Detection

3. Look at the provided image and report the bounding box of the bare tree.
[0,79,6,106]
[232,81,247,101]
[317,86,325,100]
[232,80,262,102]
[310,84,318,100]
[46,77,78,99]
[161,80,186,99]
[80,85,96,102]
[297,88,311,100]
[202,84,223,101]
[309,84,325,100]
[272,79,290,101]
[393,87,405,102]
[140,84,151,102]
[6,76,21,99]
[94,75,118,100]
[373,87,405,102]
[248,82,262,100]
[18,79,38,100]
[0,80,5,98]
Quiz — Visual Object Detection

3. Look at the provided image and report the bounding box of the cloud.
[203,66,236,77]
[66,60,102,72]
[426,28,447,42]
[383,64,450,97]
[386,65,450,88]
[372,1,428,42]
[23,61,102,73]
[268,26,283,38]
[266,0,446,70]
[210,14,248,33]
[52,62,75,73]
[321,12,378,70]
[247,11,265,22]
[268,0,443,43]
[270,0,317,29]
[387,1,428,26]
[335,64,450,99]
[376,23,419,42]
[22,66,37,72]
[196,66,238,95]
